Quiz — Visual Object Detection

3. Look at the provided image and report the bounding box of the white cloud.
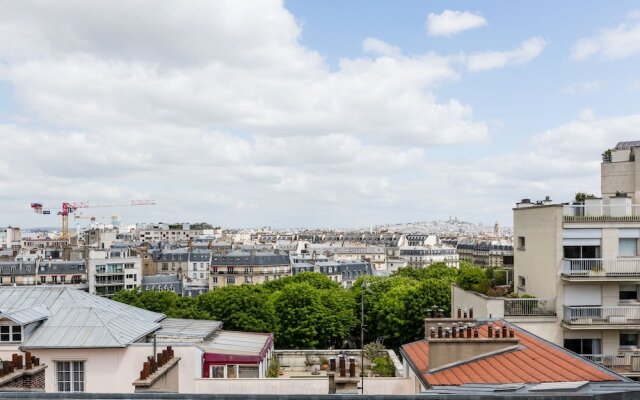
[466,37,546,71]
[362,38,401,58]
[426,10,487,37]
[571,15,640,61]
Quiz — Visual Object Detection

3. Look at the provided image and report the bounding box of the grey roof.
[0,304,50,325]
[211,252,290,266]
[155,318,222,340]
[39,260,86,274]
[0,287,164,349]
[202,330,273,356]
[141,274,182,294]
[0,262,36,276]
[615,141,640,150]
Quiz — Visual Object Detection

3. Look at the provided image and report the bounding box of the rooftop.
[401,320,624,387]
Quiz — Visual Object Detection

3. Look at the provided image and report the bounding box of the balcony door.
[564,246,600,259]
[564,338,601,355]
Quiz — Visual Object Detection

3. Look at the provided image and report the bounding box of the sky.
[1,0,640,229]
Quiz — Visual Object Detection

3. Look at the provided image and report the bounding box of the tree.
[457,264,490,293]
[392,263,458,283]
[263,272,339,292]
[271,282,325,348]
[167,296,212,319]
[196,285,276,332]
[316,287,357,348]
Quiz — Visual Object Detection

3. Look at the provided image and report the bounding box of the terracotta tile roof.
[401,320,621,386]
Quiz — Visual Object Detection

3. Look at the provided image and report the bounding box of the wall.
[513,205,563,300]
[602,160,635,202]
[25,343,201,394]
[192,377,412,395]
[451,285,505,319]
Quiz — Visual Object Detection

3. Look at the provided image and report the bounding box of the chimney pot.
[463,310,468,318]
[459,326,464,338]
[451,326,457,338]
[330,357,336,371]
[437,324,443,338]
[444,328,450,338]
[494,328,500,338]
[488,326,493,338]
[501,325,507,338]
[339,356,346,377]
[348,357,356,378]
[466,325,472,338]
[509,328,515,338]
[457,307,462,318]
[469,307,473,318]
[430,327,436,338]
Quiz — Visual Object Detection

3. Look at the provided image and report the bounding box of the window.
[620,285,638,301]
[517,237,526,250]
[564,246,600,259]
[10,276,15,284]
[518,276,526,290]
[226,276,235,284]
[227,365,238,379]
[210,366,224,378]
[52,276,57,283]
[238,365,259,378]
[564,338,601,355]
[212,277,218,283]
[162,263,168,271]
[56,361,85,392]
[60,276,65,283]
[621,332,639,348]
[620,239,638,257]
[40,276,46,284]
[0,325,21,342]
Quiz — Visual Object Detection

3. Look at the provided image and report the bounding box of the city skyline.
[1,1,640,228]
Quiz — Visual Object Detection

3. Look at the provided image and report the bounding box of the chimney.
[339,356,346,377]
[488,324,493,338]
[348,357,356,378]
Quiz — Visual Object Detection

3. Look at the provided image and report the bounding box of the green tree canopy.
[196,285,276,332]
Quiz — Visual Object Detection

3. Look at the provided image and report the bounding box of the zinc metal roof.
[615,141,640,150]
[202,330,273,356]
[0,286,164,349]
[155,318,222,340]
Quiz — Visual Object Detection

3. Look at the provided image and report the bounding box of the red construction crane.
[30,200,155,240]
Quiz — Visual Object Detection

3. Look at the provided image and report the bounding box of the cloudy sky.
[2,0,640,229]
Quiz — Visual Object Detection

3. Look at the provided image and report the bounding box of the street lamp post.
[360,280,369,395]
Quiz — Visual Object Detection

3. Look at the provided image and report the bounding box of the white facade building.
[87,246,141,297]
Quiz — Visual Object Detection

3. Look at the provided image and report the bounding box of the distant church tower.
[494,221,501,237]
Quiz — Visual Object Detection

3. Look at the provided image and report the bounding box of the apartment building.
[291,260,372,287]
[0,260,87,289]
[187,249,211,287]
[457,239,514,269]
[0,226,21,251]
[209,251,290,288]
[304,243,387,270]
[512,141,640,379]
[398,245,459,268]
[87,246,141,297]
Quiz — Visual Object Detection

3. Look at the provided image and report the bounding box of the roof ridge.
[91,307,129,346]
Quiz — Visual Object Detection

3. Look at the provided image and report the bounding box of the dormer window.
[0,325,22,342]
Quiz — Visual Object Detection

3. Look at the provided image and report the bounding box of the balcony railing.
[563,204,640,222]
[563,258,640,278]
[583,353,640,372]
[563,306,640,325]
[504,298,556,316]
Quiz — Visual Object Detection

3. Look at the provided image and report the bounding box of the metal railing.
[563,306,640,325]
[563,258,640,277]
[504,298,556,316]
[563,204,640,221]
[583,353,640,372]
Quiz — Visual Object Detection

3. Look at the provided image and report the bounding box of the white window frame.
[56,360,85,392]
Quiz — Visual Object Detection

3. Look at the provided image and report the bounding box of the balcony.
[563,204,640,222]
[95,280,125,286]
[562,258,640,280]
[583,353,640,374]
[563,306,640,327]
[504,298,556,317]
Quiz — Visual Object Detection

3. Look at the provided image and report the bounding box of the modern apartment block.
[87,245,141,297]
[513,141,640,379]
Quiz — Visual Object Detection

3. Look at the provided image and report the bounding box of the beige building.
[210,251,290,288]
[508,141,640,379]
